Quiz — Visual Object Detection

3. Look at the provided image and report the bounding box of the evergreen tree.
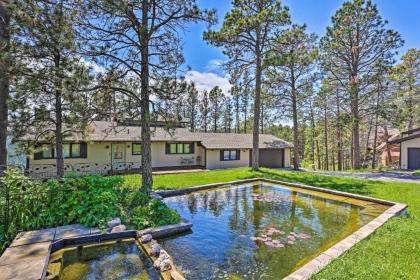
[80,0,214,190]
[11,0,91,177]
[209,86,224,132]
[204,0,291,170]
[0,0,10,169]
[268,25,318,169]
[320,0,402,169]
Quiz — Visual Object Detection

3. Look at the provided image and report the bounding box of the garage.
[408,148,420,169]
[389,128,420,170]
[258,149,284,168]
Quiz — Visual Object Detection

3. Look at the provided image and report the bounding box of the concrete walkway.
[303,170,420,184]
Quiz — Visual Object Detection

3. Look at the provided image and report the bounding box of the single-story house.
[24,121,293,175]
[390,127,420,170]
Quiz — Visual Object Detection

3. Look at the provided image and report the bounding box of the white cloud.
[185,70,232,95]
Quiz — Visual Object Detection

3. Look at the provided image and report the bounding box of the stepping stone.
[54,224,92,241]
[10,228,55,247]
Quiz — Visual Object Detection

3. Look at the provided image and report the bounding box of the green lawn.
[120,168,420,280]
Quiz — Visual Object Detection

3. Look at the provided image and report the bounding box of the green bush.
[413,170,420,176]
[131,199,181,229]
[1,170,181,253]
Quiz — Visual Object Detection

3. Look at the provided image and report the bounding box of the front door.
[408,148,420,170]
[111,143,126,169]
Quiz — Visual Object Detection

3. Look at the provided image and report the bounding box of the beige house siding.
[28,141,291,171]
[28,142,111,167]
[284,148,291,167]
[400,138,420,169]
[151,142,203,168]
[205,149,250,170]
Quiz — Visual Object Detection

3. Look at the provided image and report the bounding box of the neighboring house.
[376,134,400,167]
[390,127,420,170]
[23,121,293,176]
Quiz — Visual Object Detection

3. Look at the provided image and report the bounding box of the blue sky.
[182,0,420,93]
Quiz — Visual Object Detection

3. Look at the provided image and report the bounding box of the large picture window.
[34,143,87,160]
[132,143,142,155]
[166,143,194,154]
[220,150,240,161]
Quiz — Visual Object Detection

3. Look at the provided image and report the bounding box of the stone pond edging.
[155,177,408,280]
[0,178,407,280]
[0,221,192,280]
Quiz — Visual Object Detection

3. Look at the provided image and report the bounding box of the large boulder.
[140,233,153,244]
[153,250,172,271]
[150,241,161,257]
[107,217,121,229]
[110,224,126,233]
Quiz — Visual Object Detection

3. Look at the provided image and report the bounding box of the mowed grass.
[120,168,420,280]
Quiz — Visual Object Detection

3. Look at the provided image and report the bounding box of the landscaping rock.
[140,234,153,243]
[150,242,161,257]
[107,217,121,229]
[110,225,126,233]
[153,250,172,271]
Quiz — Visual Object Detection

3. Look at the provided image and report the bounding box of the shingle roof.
[23,121,293,149]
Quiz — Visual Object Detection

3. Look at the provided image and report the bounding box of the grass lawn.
[120,168,420,280]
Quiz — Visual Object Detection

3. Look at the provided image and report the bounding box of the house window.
[166,143,194,154]
[220,150,240,161]
[132,143,142,155]
[62,143,81,158]
[42,145,54,159]
[34,143,87,160]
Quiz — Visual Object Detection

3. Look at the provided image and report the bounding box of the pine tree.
[320,0,402,169]
[80,0,214,190]
[11,0,91,177]
[209,86,224,132]
[204,0,291,170]
[268,25,318,169]
[0,0,10,170]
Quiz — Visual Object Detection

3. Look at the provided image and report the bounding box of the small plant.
[130,198,181,229]
[413,170,420,176]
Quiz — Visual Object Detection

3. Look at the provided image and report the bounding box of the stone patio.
[0,224,100,280]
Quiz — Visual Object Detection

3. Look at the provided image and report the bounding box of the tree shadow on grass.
[254,168,376,196]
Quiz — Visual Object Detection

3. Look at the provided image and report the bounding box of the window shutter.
[220,150,224,161]
[190,143,195,154]
[165,143,170,154]
[80,143,88,158]
[236,150,240,160]
[34,151,42,160]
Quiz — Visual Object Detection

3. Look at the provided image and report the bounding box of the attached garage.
[408,148,420,169]
[259,149,284,168]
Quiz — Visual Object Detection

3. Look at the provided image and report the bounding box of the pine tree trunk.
[252,38,261,170]
[309,101,316,167]
[351,83,361,169]
[0,1,10,171]
[235,95,240,133]
[323,98,329,170]
[335,90,343,171]
[372,91,380,169]
[54,53,64,178]
[291,88,299,170]
[316,139,321,170]
[140,0,152,192]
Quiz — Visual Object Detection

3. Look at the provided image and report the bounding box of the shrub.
[131,198,181,229]
[1,170,181,253]
[413,170,420,176]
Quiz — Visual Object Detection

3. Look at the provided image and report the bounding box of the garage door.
[408,148,420,169]
[259,149,284,168]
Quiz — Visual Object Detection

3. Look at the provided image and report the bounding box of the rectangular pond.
[48,238,162,280]
[159,182,389,279]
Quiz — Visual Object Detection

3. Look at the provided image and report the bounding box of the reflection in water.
[55,240,161,280]
[160,184,385,280]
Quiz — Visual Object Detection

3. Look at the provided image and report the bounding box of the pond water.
[160,183,388,280]
[49,239,161,280]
